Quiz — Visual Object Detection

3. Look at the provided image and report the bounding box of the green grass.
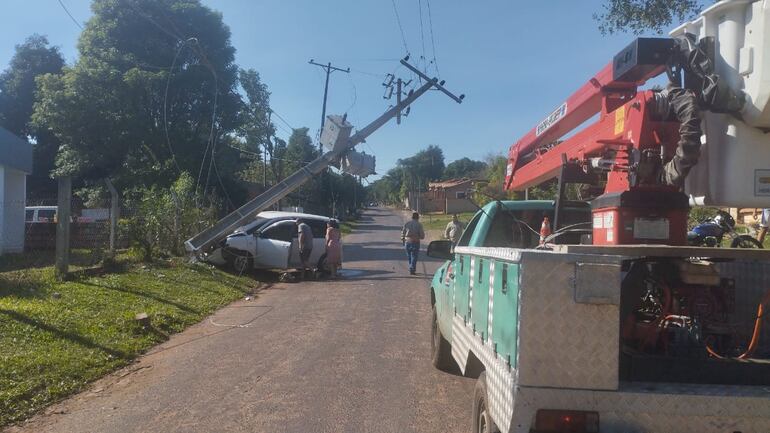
[421,212,476,231]
[340,221,355,236]
[0,252,255,427]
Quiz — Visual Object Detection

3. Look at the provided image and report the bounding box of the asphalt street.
[7,207,475,433]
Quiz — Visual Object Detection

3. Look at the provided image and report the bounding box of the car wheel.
[472,372,500,433]
[431,304,457,373]
[731,235,763,249]
[229,250,253,273]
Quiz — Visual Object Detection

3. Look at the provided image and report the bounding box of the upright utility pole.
[264,110,271,188]
[309,59,350,152]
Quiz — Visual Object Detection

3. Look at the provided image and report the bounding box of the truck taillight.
[533,409,599,433]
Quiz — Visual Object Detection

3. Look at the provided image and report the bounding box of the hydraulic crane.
[185,57,463,256]
[504,1,770,245]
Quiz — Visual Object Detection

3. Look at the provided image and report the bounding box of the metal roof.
[0,127,33,174]
[427,178,476,189]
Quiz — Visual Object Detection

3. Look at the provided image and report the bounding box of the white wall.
[0,165,26,254]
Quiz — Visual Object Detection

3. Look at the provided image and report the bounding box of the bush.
[688,206,719,228]
[123,173,218,261]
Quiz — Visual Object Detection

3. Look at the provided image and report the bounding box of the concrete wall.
[0,165,27,254]
[446,198,477,214]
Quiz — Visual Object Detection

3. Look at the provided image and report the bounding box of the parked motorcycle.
[687,210,763,248]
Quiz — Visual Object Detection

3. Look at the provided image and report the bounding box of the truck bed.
[552,244,770,260]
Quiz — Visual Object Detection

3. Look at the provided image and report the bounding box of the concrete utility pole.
[55,176,71,280]
[105,178,119,256]
[264,110,271,188]
[308,59,350,152]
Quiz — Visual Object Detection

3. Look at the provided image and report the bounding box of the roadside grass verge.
[340,220,356,236]
[421,212,476,231]
[0,252,254,428]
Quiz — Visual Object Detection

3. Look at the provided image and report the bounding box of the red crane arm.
[503,51,669,191]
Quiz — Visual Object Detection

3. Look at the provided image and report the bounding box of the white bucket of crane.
[320,114,353,153]
[671,0,770,207]
[341,150,376,177]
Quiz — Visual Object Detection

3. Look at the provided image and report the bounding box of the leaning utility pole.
[309,59,350,152]
[185,56,463,255]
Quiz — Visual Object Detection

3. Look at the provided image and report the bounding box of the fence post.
[55,176,72,280]
[105,178,119,255]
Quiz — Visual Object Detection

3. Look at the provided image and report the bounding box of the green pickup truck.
[427,200,770,433]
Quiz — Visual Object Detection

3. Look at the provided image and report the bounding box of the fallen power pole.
[184,57,463,256]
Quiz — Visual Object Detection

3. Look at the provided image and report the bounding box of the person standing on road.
[444,214,464,245]
[325,219,342,279]
[401,212,425,275]
[296,219,313,279]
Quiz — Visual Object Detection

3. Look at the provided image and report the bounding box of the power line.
[390,0,410,55]
[163,38,198,173]
[418,0,427,72]
[349,68,385,78]
[426,0,441,77]
[57,0,83,30]
[271,111,295,132]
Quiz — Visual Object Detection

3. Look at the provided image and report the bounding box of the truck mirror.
[427,240,453,260]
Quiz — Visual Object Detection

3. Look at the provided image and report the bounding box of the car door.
[255,221,294,269]
[288,218,329,267]
[308,219,329,265]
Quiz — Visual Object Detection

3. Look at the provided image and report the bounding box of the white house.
[0,127,33,255]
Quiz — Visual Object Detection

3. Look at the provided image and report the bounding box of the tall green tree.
[32,0,242,202]
[443,157,487,180]
[237,68,273,155]
[0,34,64,198]
[397,144,445,192]
[595,0,705,35]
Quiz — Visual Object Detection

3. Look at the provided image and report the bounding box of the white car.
[207,211,330,272]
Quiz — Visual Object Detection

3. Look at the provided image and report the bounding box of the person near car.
[325,219,342,279]
[296,219,313,278]
[444,214,464,245]
[401,212,425,275]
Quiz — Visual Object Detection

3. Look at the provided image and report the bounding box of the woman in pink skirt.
[325,219,342,278]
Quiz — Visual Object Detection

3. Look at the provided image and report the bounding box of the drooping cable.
[390,0,410,55]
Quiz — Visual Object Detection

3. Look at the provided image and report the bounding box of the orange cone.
[540,216,551,245]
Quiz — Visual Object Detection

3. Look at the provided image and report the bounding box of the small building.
[0,127,33,255]
[409,178,477,214]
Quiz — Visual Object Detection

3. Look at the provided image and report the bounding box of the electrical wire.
[418,0,427,73]
[345,74,357,115]
[57,0,83,30]
[390,0,410,55]
[272,111,295,132]
[163,38,198,173]
[425,0,441,77]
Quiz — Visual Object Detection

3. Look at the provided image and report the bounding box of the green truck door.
[471,257,490,341]
[491,261,519,366]
[454,254,471,320]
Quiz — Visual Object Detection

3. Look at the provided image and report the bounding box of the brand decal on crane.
[535,102,567,136]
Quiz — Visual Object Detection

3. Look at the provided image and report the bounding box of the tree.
[0,34,65,198]
[237,68,273,155]
[594,0,705,35]
[397,145,445,192]
[443,157,487,180]
[32,0,242,202]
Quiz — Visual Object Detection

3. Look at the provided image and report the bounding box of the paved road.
[8,208,474,433]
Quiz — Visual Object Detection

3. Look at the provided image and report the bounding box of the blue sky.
[1,1,674,180]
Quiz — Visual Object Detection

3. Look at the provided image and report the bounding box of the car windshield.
[233,217,269,234]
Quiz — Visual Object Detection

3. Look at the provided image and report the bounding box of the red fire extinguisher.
[540,216,551,245]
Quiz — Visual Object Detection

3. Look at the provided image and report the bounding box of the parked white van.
[25,206,57,223]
